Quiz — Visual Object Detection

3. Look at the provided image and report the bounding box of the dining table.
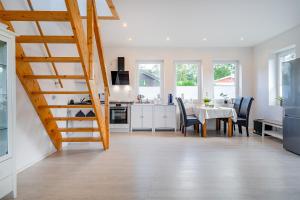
[192,105,237,137]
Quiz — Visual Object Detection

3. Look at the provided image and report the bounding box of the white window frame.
[174,61,202,102]
[268,45,296,106]
[213,60,240,99]
[136,60,164,101]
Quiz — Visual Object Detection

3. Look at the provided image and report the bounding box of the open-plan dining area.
[1,0,300,199]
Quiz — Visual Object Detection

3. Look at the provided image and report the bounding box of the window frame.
[268,45,296,106]
[174,60,202,102]
[212,60,240,100]
[136,60,164,101]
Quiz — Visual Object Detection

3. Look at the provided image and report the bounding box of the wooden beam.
[65,0,108,150]
[62,137,102,142]
[0,11,70,21]
[16,35,76,43]
[17,56,81,62]
[23,75,85,79]
[81,0,119,20]
[58,128,99,132]
[105,0,119,20]
[92,0,110,94]
[87,0,94,79]
[39,105,93,109]
[31,91,89,95]
[52,117,97,121]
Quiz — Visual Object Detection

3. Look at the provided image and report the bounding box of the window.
[213,62,239,99]
[277,48,296,96]
[268,46,296,106]
[137,61,163,100]
[175,62,201,101]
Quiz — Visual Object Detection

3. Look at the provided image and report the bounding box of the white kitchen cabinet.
[131,104,176,132]
[141,105,153,129]
[154,105,176,131]
[0,27,16,199]
[131,105,153,131]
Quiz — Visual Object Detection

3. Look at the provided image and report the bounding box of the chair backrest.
[239,96,254,122]
[233,97,243,115]
[175,97,183,125]
[177,98,188,124]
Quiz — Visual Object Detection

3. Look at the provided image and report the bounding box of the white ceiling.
[101,0,300,47]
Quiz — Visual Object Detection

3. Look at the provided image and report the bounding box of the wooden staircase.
[0,0,114,151]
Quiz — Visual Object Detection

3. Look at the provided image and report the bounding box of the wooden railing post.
[87,0,94,80]
[104,87,110,147]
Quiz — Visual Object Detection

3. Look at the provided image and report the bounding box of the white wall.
[253,25,300,121]
[104,47,254,103]
[15,79,56,172]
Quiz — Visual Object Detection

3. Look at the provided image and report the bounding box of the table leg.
[202,119,207,137]
[228,117,233,137]
[216,119,220,131]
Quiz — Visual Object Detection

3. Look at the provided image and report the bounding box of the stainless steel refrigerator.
[283,58,300,155]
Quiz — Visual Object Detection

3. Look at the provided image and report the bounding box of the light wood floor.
[4,130,300,200]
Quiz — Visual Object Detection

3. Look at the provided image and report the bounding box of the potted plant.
[203,97,211,106]
[220,93,229,104]
[276,96,284,107]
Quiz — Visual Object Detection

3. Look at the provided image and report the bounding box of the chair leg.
[246,126,249,137]
[181,125,184,134]
[223,122,226,134]
[184,127,187,137]
[238,125,242,134]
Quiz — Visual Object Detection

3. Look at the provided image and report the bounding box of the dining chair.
[176,97,202,137]
[220,97,244,134]
[234,96,254,136]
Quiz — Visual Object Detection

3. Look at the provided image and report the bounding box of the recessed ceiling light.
[166,36,170,41]
[128,37,132,41]
[240,37,245,41]
[203,38,207,41]
[122,22,128,28]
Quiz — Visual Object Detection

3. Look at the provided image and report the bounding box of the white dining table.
[192,105,237,137]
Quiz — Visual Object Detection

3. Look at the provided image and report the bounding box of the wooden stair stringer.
[0,3,62,151]
[65,0,108,150]
[16,44,63,150]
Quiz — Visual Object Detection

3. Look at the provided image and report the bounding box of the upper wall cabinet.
[0,27,16,199]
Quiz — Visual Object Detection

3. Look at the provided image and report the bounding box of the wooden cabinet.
[131,104,176,132]
[0,27,16,199]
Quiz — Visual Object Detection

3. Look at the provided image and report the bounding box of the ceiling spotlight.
[203,38,207,41]
[122,22,128,28]
[128,37,132,41]
[240,37,245,41]
[166,37,170,41]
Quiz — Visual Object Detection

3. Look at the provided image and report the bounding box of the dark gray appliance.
[111,57,129,85]
[283,58,300,155]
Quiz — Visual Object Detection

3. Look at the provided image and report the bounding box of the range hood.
[111,57,130,85]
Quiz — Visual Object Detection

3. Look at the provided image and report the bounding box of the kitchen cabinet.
[131,104,176,132]
[131,105,153,131]
[154,105,176,131]
[0,27,16,199]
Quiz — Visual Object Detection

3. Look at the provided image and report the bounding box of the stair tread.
[23,75,86,79]
[39,104,93,109]
[16,35,76,43]
[0,11,70,21]
[52,117,97,121]
[58,128,99,132]
[17,56,81,62]
[62,137,102,142]
[32,91,90,94]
